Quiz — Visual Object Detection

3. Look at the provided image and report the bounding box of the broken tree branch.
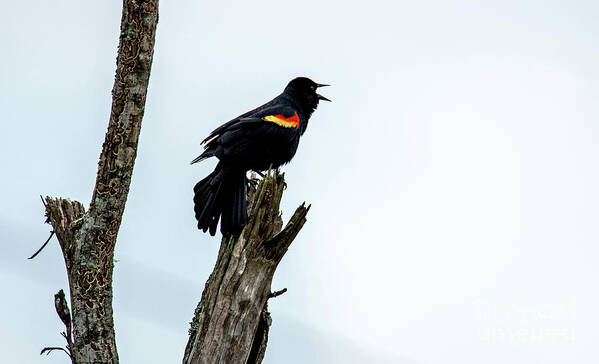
[183,170,310,364]
[268,288,287,299]
[39,289,74,359]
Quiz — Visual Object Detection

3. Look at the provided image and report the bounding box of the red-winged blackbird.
[191,77,330,236]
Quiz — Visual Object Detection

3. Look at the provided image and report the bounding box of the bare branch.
[40,346,71,358]
[39,290,74,359]
[268,288,287,299]
[28,230,54,260]
[54,290,73,351]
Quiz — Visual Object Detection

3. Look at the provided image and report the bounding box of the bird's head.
[284,77,330,114]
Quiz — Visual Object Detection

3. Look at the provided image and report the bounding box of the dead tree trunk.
[36,2,306,363]
[39,1,158,363]
[183,170,310,364]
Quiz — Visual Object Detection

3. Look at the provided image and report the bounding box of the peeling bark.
[183,170,310,364]
[41,1,158,363]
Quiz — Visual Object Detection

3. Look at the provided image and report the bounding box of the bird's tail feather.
[194,163,247,236]
[220,172,248,236]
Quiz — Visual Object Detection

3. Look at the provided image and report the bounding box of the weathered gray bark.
[41,1,158,363]
[183,171,310,364]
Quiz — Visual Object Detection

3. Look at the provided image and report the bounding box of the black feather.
[191,77,328,235]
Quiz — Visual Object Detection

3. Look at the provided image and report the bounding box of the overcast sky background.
[2,0,598,363]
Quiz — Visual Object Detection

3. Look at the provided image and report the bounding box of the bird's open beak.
[316,83,331,102]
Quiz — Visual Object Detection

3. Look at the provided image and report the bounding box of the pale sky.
[1,0,598,363]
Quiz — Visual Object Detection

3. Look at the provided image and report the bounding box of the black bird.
[191,77,330,236]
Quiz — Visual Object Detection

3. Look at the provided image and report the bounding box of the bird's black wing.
[199,97,281,145]
[191,104,300,164]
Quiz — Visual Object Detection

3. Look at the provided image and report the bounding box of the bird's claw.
[247,178,259,190]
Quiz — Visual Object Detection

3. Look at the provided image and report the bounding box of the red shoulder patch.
[263,113,300,128]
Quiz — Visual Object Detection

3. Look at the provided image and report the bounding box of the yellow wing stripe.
[263,113,300,128]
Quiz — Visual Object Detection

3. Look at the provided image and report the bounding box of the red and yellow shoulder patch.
[263,113,300,128]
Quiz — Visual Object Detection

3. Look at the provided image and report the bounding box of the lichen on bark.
[39,1,159,363]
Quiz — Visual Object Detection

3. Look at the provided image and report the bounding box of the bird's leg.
[247,172,260,190]
[246,170,265,189]
[247,178,258,190]
[254,169,287,189]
